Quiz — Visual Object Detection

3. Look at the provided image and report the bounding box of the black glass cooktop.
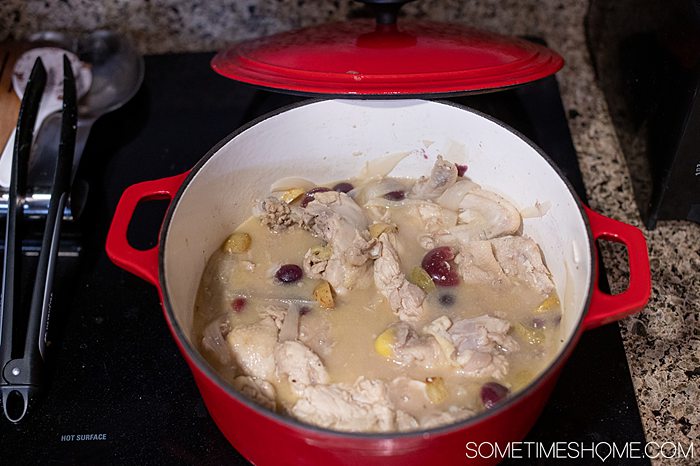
[0,52,649,465]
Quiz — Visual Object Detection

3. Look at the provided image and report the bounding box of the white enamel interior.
[162,99,592,362]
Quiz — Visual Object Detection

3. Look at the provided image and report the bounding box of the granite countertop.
[1,0,698,459]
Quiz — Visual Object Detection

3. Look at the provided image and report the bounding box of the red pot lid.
[211,19,564,96]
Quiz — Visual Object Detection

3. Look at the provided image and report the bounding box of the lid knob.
[355,0,416,25]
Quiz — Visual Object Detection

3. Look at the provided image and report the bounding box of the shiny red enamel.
[211,20,564,96]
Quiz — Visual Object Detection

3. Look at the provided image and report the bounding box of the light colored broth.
[194,172,562,431]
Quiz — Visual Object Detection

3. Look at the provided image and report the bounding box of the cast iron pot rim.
[158,97,596,440]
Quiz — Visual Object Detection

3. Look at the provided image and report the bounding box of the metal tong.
[0,55,77,422]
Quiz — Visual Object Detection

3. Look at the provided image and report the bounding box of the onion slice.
[270,177,316,193]
[435,179,479,211]
[359,152,410,180]
[278,303,300,341]
[520,201,551,219]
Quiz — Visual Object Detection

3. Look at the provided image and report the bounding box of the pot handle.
[105,172,189,287]
[582,206,651,330]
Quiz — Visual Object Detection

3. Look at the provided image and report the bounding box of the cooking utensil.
[105,99,651,465]
[1,57,48,422]
[0,55,78,423]
[27,31,144,189]
[0,47,90,188]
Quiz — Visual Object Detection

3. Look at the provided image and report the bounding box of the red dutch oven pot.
[106,4,651,464]
[105,98,650,466]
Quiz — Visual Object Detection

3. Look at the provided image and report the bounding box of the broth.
[194,158,562,432]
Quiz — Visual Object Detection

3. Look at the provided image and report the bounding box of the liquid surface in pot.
[194,156,562,432]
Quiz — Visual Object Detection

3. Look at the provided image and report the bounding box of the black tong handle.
[0,55,77,423]
[27,56,77,366]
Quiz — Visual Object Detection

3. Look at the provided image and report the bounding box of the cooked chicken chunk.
[424,315,518,379]
[396,410,420,431]
[454,240,508,286]
[448,315,518,379]
[373,232,426,321]
[302,191,375,295]
[260,304,287,330]
[490,235,555,296]
[410,156,459,199]
[402,200,458,234]
[274,340,329,394]
[291,377,397,432]
[453,188,521,241]
[232,376,277,411]
[421,181,521,248]
[380,322,444,368]
[201,316,232,365]
[455,235,555,297]
[419,406,475,428]
[226,316,278,380]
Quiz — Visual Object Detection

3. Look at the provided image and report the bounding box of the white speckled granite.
[2,0,698,458]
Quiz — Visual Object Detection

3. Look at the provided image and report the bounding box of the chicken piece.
[364,198,457,245]
[453,188,521,240]
[299,313,333,358]
[379,322,444,368]
[423,315,459,362]
[420,185,521,248]
[401,200,458,235]
[373,232,426,322]
[448,315,519,379]
[291,377,398,432]
[260,304,287,330]
[423,315,518,379]
[301,191,375,295]
[419,406,475,429]
[454,240,508,286]
[232,376,277,411]
[396,410,420,431]
[490,235,555,296]
[226,316,278,380]
[259,196,304,232]
[274,340,329,394]
[201,315,233,365]
[455,236,555,298]
[410,156,459,199]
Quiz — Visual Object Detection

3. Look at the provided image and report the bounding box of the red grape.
[480,382,509,409]
[300,187,331,207]
[231,297,247,312]
[383,190,405,201]
[332,182,354,193]
[421,247,460,286]
[275,264,303,283]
